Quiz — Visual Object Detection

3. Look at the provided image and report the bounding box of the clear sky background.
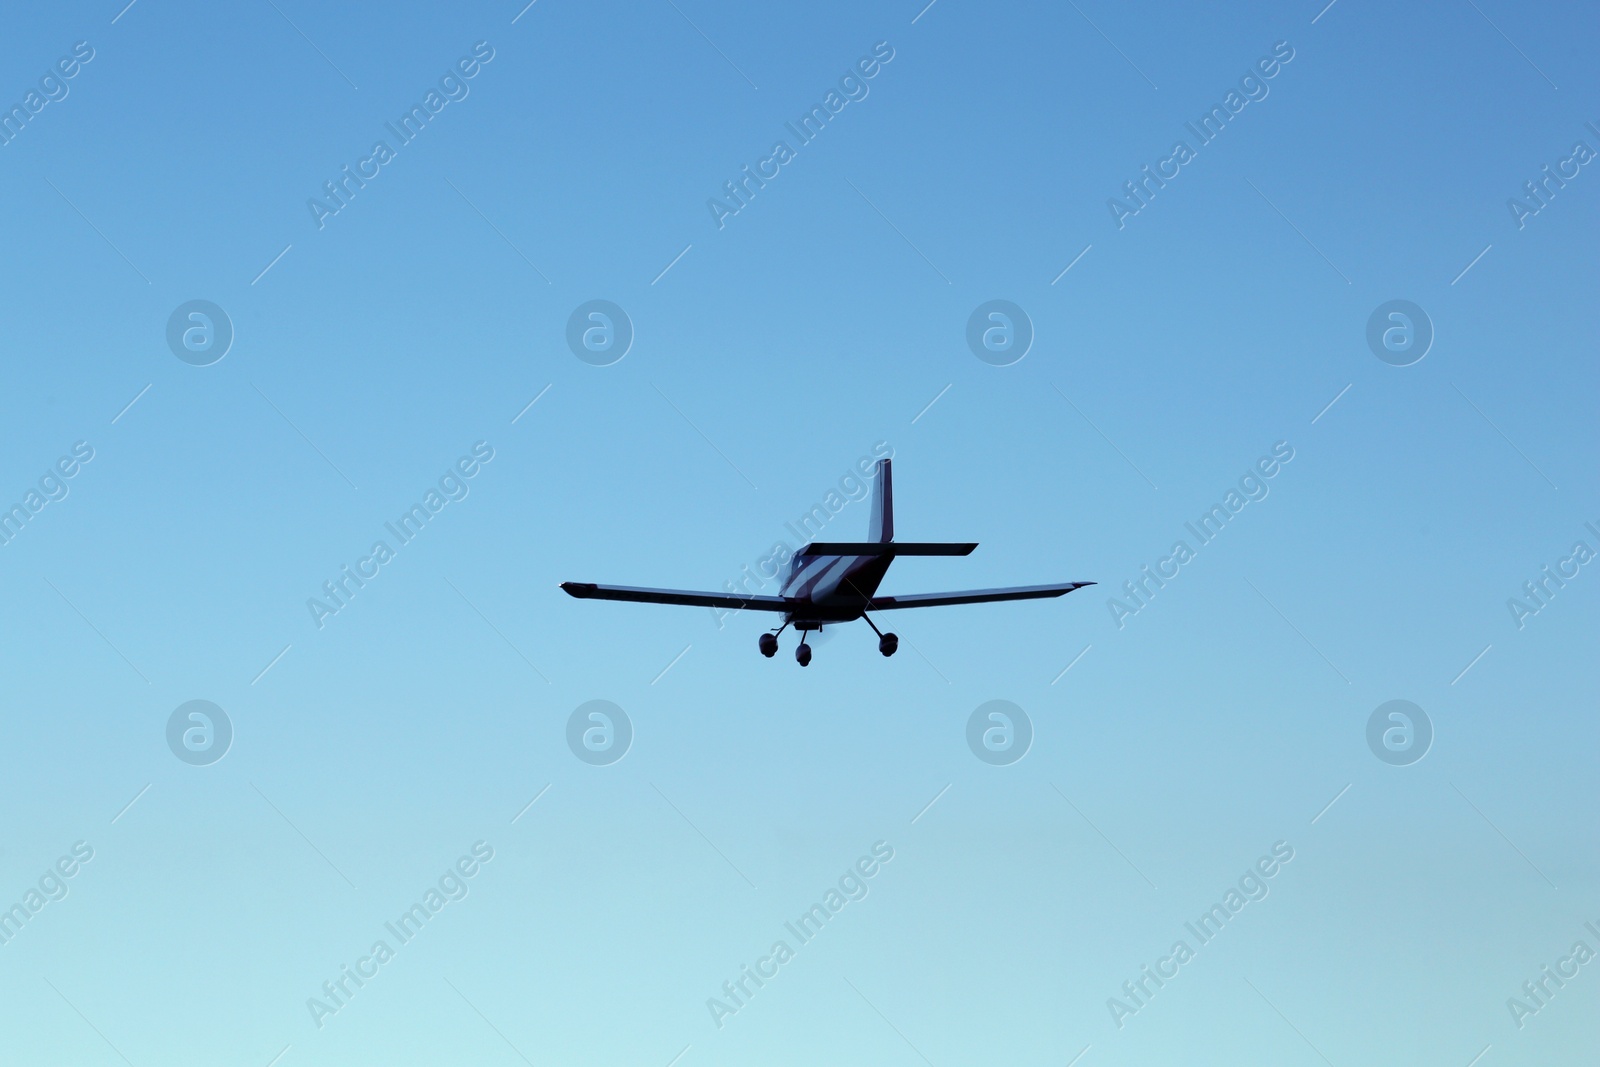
[0,0,1595,1064]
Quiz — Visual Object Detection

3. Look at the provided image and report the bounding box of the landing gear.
[786,621,819,666]
[759,618,901,664]
[862,612,898,657]
[759,622,789,659]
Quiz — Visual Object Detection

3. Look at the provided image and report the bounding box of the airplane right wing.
[865,582,1095,610]
[561,582,790,612]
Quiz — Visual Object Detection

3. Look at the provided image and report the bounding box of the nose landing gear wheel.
[795,641,812,667]
[759,633,778,658]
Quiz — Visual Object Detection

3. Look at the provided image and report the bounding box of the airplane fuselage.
[779,552,892,626]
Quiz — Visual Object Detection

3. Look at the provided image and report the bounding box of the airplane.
[561,458,1094,666]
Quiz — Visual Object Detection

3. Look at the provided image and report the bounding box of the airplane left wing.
[865,582,1095,610]
[561,582,790,612]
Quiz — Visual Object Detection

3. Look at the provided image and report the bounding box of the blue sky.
[0,0,1595,1064]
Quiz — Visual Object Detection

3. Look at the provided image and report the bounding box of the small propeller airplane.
[562,458,1094,666]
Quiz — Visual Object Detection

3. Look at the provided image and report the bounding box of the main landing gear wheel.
[795,641,812,667]
[862,611,897,658]
[759,633,778,658]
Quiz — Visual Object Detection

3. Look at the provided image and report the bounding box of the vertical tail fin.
[868,458,893,543]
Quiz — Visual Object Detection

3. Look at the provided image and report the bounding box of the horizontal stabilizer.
[865,582,1095,610]
[561,582,789,612]
[799,541,977,557]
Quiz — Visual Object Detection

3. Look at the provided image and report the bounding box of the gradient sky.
[0,0,1595,1064]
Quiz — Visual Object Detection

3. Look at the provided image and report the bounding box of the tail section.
[868,458,893,543]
